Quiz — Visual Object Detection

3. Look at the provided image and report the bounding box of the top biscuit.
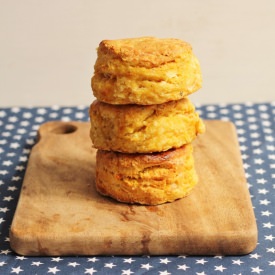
[92,37,202,105]
[97,37,192,68]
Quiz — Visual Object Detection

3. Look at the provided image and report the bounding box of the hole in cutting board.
[51,124,77,135]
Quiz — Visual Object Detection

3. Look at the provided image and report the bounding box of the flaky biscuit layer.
[95,144,197,205]
[89,98,205,153]
[91,37,202,105]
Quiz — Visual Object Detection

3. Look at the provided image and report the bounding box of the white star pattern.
[253,148,263,154]
[37,108,47,115]
[23,148,31,154]
[26,138,35,145]
[257,179,267,184]
[84,267,97,274]
[160,258,171,264]
[1,104,275,274]
[15,256,27,260]
[10,142,20,149]
[159,271,171,275]
[258,188,268,193]
[0,170,8,175]
[5,124,15,130]
[8,186,17,191]
[0,249,11,255]
[31,261,44,266]
[121,269,134,275]
[12,176,21,181]
[140,263,153,270]
[267,247,275,253]
[3,196,13,201]
[19,156,28,162]
[11,266,23,274]
[265,235,275,241]
[251,266,263,274]
[17,129,26,134]
[22,112,32,119]
[3,160,12,166]
[0,139,7,145]
[254,159,264,165]
[104,262,116,268]
[2,132,11,137]
[252,140,261,146]
[13,135,21,140]
[35,116,45,123]
[123,258,135,264]
[48,266,60,274]
[177,264,190,270]
[256,169,266,174]
[260,199,271,205]
[214,265,227,272]
[196,258,208,265]
[261,210,272,216]
[68,262,80,267]
[267,145,275,151]
[75,112,85,119]
[239,136,247,142]
[51,257,63,262]
[0,110,7,117]
[232,259,244,265]
[263,222,274,229]
[250,253,261,259]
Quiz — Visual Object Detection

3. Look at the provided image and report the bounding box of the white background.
[1,0,274,107]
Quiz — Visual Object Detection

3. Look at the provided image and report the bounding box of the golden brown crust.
[96,37,192,68]
[95,144,198,205]
[91,37,202,105]
[89,98,205,153]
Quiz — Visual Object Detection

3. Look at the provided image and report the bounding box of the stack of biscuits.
[89,37,205,205]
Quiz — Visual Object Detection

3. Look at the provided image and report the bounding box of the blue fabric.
[0,103,275,274]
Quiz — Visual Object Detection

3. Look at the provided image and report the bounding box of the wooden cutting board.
[9,120,257,256]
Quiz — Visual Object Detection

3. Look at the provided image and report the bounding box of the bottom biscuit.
[95,144,197,205]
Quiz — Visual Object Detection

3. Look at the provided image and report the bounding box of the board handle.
[37,121,78,141]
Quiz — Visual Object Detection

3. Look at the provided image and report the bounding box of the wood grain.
[9,120,257,256]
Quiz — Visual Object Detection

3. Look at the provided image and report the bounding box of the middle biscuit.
[89,97,205,153]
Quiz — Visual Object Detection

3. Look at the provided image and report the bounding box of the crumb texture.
[96,144,198,205]
[91,36,202,105]
[89,98,205,153]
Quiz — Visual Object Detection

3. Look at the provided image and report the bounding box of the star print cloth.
[0,103,275,275]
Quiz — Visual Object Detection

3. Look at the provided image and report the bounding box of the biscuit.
[91,37,202,105]
[95,144,197,205]
[89,98,205,153]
